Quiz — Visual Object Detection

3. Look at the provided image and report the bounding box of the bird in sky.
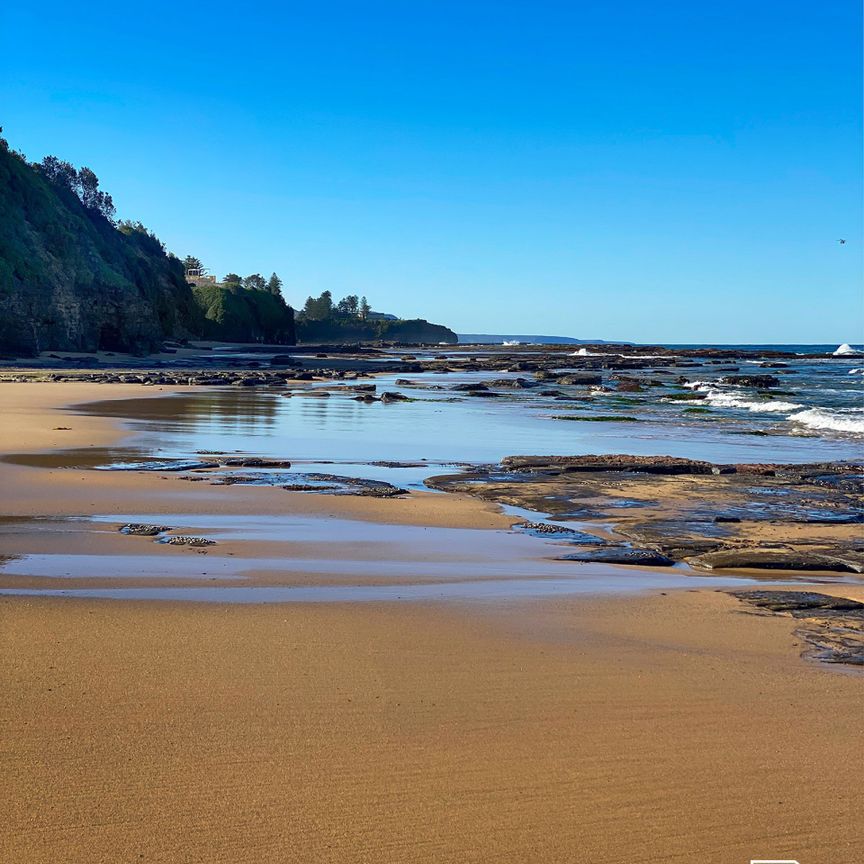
[838,238,846,244]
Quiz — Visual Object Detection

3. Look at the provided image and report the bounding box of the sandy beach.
[1,382,863,863]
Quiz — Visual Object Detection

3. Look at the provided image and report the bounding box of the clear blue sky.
[2,1,861,343]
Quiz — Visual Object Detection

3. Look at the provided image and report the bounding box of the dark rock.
[162,536,216,547]
[732,590,864,666]
[689,549,864,573]
[516,522,604,543]
[720,374,780,388]
[219,457,292,468]
[119,523,172,536]
[114,459,219,472]
[733,591,864,614]
[501,454,717,475]
[556,373,602,386]
[664,391,708,401]
[452,382,488,392]
[483,377,536,389]
[560,548,676,567]
[550,415,641,423]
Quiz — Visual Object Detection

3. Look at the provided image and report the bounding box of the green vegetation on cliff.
[192,283,295,343]
[295,291,456,344]
[0,133,203,355]
[0,128,455,354]
[296,316,456,344]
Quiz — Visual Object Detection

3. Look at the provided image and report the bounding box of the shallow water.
[64,356,863,487]
[0,575,775,604]
[0,511,825,603]
[3,350,860,604]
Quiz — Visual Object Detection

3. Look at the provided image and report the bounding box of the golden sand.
[0,382,862,863]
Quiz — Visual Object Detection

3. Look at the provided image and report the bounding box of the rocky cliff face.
[0,146,203,355]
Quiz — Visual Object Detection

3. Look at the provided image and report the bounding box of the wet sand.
[1,382,863,862]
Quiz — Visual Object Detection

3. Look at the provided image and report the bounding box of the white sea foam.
[569,347,668,359]
[701,390,802,412]
[789,407,864,434]
[849,368,864,375]
[680,382,802,412]
[833,343,863,356]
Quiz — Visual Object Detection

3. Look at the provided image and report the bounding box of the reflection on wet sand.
[0,511,824,601]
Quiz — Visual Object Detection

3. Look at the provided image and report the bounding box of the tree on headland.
[337,294,359,316]
[38,156,78,191]
[77,167,115,221]
[302,290,333,320]
[301,293,371,321]
[38,157,115,221]
[243,273,267,292]
[266,273,283,296]
[223,273,243,288]
[183,256,204,274]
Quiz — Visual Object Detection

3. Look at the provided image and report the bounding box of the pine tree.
[267,272,283,296]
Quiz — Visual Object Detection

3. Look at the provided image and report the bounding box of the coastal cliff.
[0,141,203,356]
[0,132,461,354]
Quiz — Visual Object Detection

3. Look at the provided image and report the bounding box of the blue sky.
[2,1,861,343]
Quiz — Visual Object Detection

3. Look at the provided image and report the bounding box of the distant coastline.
[457,333,631,345]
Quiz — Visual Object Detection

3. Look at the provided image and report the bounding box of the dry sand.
[1,382,862,863]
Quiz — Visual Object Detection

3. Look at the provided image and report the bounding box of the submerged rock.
[550,415,642,423]
[516,521,605,543]
[114,459,220,472]
[218,457,292,468]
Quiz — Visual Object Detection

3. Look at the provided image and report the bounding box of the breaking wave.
[701,391,803,412]
[789,407,864,434]
[834,343,863,356]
